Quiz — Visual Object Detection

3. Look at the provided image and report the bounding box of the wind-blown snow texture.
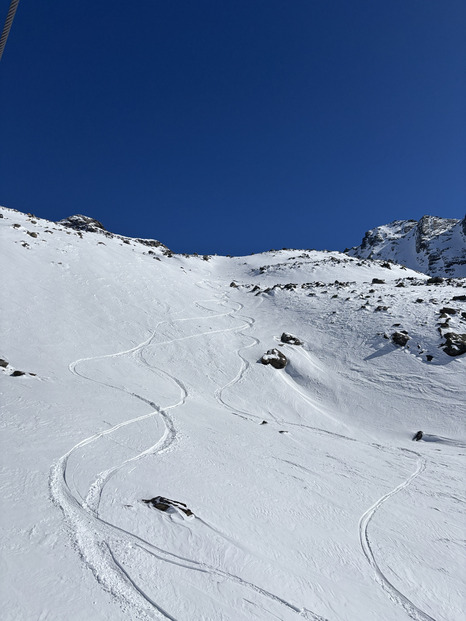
[1,206,465,621]
[348,215,466,278]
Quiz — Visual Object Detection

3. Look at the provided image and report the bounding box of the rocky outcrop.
[57,214,170,252]
[260,348,288,369]
[58,215,106,233]
[348,215,466,277]
[441,332,466,357]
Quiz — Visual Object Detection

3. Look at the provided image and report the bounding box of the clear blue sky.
[1,1,465,255]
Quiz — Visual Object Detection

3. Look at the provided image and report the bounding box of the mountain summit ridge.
[348,215,466,277]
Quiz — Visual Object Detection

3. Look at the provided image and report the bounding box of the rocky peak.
[348,215,466,277]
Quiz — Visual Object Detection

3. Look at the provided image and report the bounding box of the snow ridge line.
[358,456,436,621]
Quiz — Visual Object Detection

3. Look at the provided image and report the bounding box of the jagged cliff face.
[348,215,466,277]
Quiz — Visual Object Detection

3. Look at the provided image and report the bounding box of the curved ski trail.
[51,292,324,620]
[358,456,436,621]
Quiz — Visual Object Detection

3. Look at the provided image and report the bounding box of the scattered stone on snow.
[0,358,8,368]
[260,420,268,425]
[451,294,466,302]
[280,332,303,345]
[372,278,385,284]
[142,496,193,517]
[412,431,423,441]
[440,307,457,315]
[10,370,25,377]
[391,331,410,347]
[260,348,288,369]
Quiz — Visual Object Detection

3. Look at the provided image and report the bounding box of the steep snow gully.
[50,283,437,621]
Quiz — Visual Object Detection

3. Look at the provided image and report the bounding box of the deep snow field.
[1,206,465,621]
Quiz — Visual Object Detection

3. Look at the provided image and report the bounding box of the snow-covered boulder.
[260,348,288,369]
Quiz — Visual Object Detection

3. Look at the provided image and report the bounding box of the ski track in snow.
[50,288,326,620]
[358,455,436,621]
[49,279,436,621]
[274,341,438,621]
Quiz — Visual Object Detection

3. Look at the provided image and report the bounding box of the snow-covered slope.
[1,206,465,621]
[348,215,466,277]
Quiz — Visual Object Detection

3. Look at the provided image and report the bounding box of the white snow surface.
[348,215,466,278]
[1,206,465,621]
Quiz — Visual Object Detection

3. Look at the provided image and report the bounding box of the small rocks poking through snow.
[142,496,193,517]
[412,431,423,441]
[280,332,303,345]
[260,348,288,369]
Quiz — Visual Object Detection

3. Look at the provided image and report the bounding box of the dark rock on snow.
[392,331,410,347]
[280,332,303,346]
[412,431,423,441]
[441,332,466,357]
[260,348,288,369]
[59,215,106,233]
[142,496,193,517]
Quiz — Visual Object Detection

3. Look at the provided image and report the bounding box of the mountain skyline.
[1,1,465,255]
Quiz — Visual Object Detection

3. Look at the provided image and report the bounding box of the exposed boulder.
[439,307,457,315]
[427,276,443,285]
[0,358,8,368]
[441,332,466,357]
[142,496,193,517]
[412,430,423,441]
[451,294,466,302]
[392,331,410,347]
[260,348,288,369]
[280,332,303,346]
[10,370,25,377]
[372,278,385,284]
